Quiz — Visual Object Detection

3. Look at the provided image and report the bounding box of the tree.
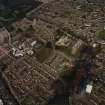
[97,30,105,40]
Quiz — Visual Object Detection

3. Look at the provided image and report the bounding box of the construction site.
[0,0,105,105]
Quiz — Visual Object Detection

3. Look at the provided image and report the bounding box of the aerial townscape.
[0,0,105,105]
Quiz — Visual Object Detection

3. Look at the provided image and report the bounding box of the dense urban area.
[0,0,105,105]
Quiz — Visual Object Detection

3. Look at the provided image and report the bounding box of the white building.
[86,84,93,94]
[0,99,3,105]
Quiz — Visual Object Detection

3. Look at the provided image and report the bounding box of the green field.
[36,47,52,63]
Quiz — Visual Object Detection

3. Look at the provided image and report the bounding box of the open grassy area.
[58,47,72,57]
[36,47,52,63]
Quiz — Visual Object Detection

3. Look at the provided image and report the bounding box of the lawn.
[36,47,52,63]
[58,47,72,57]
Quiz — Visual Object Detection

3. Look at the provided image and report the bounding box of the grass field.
[36,47,52,63]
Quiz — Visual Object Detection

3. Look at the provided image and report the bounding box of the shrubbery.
[97,30,105,40]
